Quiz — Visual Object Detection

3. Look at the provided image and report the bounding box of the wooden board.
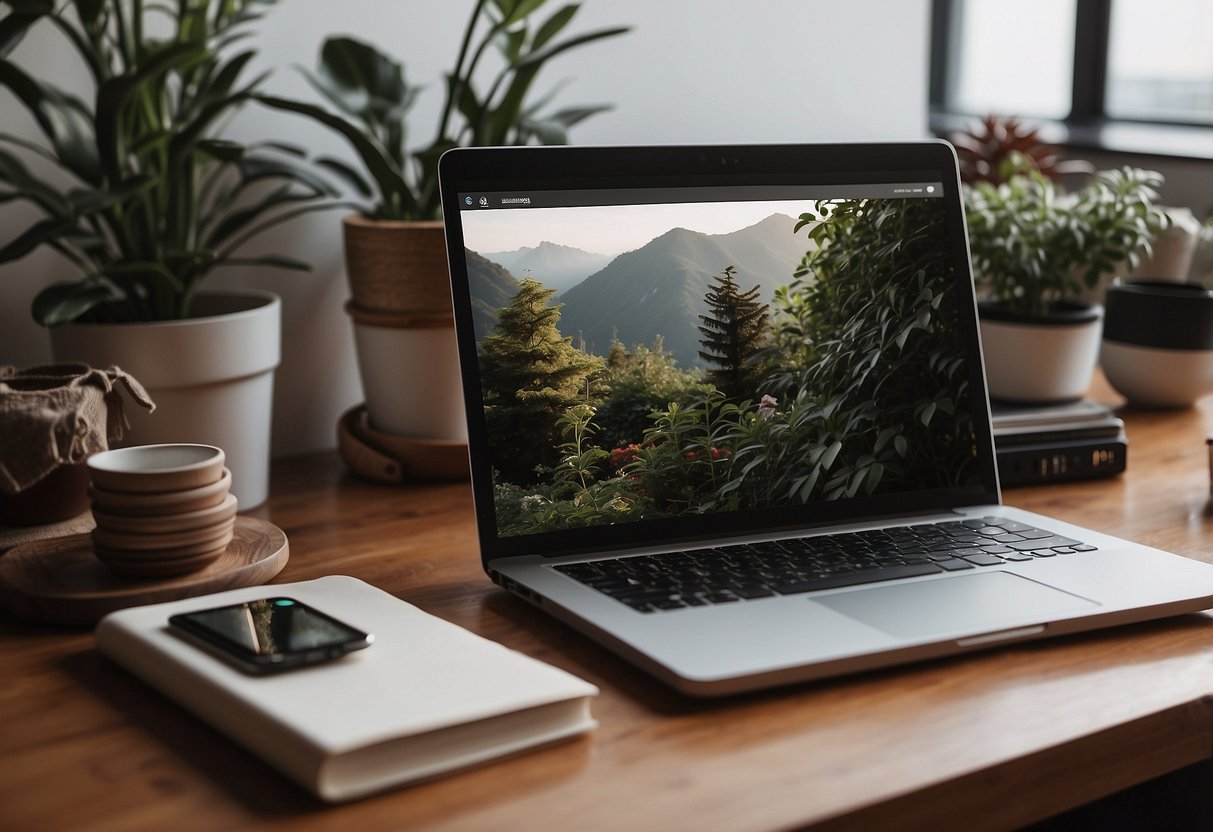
[0,516,288,627]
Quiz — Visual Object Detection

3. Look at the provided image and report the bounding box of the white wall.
[0,0,931,457]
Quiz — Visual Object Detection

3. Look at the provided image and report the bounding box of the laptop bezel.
[437,141,1001,564]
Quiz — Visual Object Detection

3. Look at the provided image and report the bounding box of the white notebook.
[94,575,599,801]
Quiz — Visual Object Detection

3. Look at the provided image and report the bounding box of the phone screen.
[169,597,373,673]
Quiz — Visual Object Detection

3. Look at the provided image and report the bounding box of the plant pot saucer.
[337,405,469,483]
[0,516,289,627]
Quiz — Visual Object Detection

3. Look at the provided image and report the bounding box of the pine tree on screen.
[697,266,770,400]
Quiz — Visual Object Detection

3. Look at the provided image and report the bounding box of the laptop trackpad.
[814,571,1097,639]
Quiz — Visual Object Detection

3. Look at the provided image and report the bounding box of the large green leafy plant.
[259,0,629,221]
[0,0,336,325]
[964,160,1168,318]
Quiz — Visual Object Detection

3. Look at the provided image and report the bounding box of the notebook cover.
[94,575,598,801]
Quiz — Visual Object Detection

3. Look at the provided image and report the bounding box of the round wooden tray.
[0,516,289,627]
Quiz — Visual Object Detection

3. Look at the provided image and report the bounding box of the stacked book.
[990,399,1127,487]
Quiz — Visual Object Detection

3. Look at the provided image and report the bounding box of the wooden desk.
[4,380,1213,831]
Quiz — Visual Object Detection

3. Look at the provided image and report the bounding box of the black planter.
[1100,280,1213,407]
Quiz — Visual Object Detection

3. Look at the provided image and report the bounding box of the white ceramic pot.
[1101,280,1213,407]
[49,291,281,508]
[1101,342,1213,407]
[352,320,467,441]
[978,301,1104,404]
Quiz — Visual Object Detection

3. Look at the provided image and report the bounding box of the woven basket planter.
[342,216,467,446]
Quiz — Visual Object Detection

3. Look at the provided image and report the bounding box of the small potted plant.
[964,158,1168,403]
[953,114,1092,186]
[0,0,336,507]
[258,0,629,446]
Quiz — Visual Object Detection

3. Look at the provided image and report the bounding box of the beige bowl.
[94,534,232,562]
[87,444,225,494]
[90,469,232,517]
[92,517,236,553]
[91,492,238,535]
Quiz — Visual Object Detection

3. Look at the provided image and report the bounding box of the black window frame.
[929,0,1213,162]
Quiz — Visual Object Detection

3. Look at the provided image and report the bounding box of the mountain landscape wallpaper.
[460,198,979,537]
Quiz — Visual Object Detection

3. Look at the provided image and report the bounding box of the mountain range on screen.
[481,242,613,295]
[471,213,808,368]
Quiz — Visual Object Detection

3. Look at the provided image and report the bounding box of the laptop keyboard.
[554,516,1097,613]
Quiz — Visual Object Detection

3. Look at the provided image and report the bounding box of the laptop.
[437,141,1213,696]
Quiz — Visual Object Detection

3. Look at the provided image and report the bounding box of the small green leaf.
[533,4,578,51]
[820,441,843,470]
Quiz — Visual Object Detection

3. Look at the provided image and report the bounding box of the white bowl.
[87,444,225,493]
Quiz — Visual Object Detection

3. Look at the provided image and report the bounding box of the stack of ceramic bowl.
[87,445,236,578]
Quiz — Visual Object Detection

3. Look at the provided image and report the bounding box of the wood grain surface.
[3,376,1213,832]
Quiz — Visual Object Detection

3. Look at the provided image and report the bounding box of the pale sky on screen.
[458,200,818,255]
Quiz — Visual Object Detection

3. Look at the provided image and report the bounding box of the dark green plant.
[715,390,870,508]
[965,161,1169,317]
[479,276,604,484]
[258,0,629,221]
[550,403,608,492]
[0,0,338,325]
[593,334,702,449]
[749,197,974,501]
[492,403,646,536]
[696,265,770,401]
[631,391,739,515]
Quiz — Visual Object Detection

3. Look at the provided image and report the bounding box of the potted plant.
[952,114,1093,186]
[0,0,336,507]
[964,158,1169,403]
[257,0,628,449]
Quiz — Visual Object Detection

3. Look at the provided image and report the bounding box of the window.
[931,0,1213,159]
[945,0,1077,120]
[1105,0,1213,123]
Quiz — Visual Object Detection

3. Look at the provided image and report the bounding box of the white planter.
[352,320,467,441]
[978,303,1103,404]
[1100,341,1213,407]
[50,292,281,508]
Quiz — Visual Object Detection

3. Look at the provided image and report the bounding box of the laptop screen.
[439,144,998,559]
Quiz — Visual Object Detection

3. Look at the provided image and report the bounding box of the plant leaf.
[95,41,208,180]
[220,254,312,271]
[0,146,73,215]
[0,59,99,181]
[205,185,316,248]
[315,157,374,199]
[256,93,414,215]
[0,0,53,58]
[0,217,85,263]
[532,4,578,52]
[31,281,116,327]
[514,26,631,72]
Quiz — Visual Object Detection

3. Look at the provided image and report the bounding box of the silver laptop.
[437,141,1213,696]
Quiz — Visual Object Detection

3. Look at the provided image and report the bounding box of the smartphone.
[168,597,373,674]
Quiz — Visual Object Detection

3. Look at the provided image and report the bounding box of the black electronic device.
[169,597,373,674]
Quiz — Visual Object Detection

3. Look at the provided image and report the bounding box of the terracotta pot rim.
[342,215,444,230]
[344,300,452,329]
